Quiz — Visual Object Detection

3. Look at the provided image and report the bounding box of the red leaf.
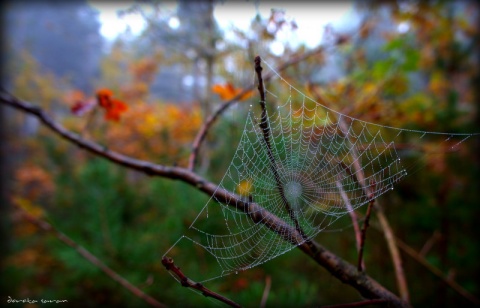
[71,99,96,116]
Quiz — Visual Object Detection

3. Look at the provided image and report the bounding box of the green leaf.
[372,59,395,80]
[383,37,404,52]
[402,49,420,71]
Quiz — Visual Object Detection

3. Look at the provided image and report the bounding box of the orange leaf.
[95,88,128,121]
[212,83,253,101]
[96,88,113,97]
[104,99,128,122]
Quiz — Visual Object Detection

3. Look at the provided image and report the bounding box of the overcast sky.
[89,1,356,49]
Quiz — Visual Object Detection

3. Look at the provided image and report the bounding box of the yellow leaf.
[12,197,44,219]
[237,179,253,196]
[429,71,446,95]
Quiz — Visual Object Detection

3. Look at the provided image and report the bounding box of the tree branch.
[0,90,409,307]
[161,257,241,308]
[13,202,166,308]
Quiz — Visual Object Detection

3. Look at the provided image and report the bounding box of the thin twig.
[360,215,479,304]
[393,236,480,305]
[187,88,250,171]
[0,92,409,307]
[374,203,409,302]
[254,56,310,244]
[357,199,374,272]
[357,181,376,272]
[336,180,362,251]
[419,230,441,257]
[13,202,166,308]
[80,105,98,137]
[161,257,241,308]
[260,275,271,308]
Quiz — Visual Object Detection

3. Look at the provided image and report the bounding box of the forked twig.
[161,257,241,308]
[13,202,166,308]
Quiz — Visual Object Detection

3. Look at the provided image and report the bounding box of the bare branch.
[13,202,166,308]
[161,257,241,308]
[0,91,409,307]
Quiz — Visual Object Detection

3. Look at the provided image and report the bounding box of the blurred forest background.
[1,0,479,307]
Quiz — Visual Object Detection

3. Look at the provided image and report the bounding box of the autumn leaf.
[96,88,128,121]
[237,179,253,196]
[428,71,447,96]
[96,88,114,107]
[104,99,128,121]
[212,83,253,101]
[12,197,44,219]
[71,99,96,116]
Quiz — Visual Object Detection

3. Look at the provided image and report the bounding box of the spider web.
[164,58,477,282]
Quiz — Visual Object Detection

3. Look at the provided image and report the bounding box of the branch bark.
[0,90,409,307]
